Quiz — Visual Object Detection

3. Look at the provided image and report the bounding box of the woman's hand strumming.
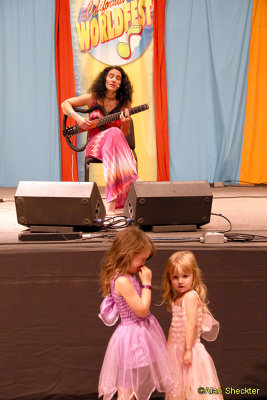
[77,116,98,131]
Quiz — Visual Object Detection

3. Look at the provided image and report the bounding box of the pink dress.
[168,291,223,400]
[98,275,174,400]
[85,102,138,209]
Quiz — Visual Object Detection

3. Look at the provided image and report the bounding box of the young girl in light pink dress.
[162,251,223,400]
[98,226,174,400]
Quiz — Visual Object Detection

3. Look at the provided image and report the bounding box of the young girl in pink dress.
[98,226,174,400]
[162,251,223,400]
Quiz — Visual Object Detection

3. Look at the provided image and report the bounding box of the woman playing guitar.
[61,66,140,216]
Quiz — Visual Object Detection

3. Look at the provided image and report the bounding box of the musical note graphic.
[117,25,143,59]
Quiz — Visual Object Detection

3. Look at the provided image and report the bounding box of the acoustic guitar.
[62,103,149,152]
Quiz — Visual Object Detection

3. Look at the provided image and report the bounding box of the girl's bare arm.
[115,267,152,318]
[183,291,199,365]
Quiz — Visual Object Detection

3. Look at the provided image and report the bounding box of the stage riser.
[0,247,266,399]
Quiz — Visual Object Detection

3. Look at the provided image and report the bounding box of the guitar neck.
[96,104,148,127]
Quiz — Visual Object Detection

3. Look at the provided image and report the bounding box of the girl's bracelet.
[142,284,152,290]
[69,110,74,117]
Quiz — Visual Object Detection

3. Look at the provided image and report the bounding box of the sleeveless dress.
[98,275,174,400]
[167,291,223,400]
[85,102,139,209]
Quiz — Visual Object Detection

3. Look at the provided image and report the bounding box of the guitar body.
[86,103,121,134]
[62,104,107,152]
[62,103,149,152]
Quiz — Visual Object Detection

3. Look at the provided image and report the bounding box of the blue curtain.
[165,0,253,183]
[0,0,60,187]
[0,0,254,186]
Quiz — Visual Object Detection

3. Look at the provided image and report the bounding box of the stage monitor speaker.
[15,181,105,227]
[123,181,212,227]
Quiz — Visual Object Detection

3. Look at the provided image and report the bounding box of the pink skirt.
[86,127,138,209]
[167,341,223,400]
[98,316,175,400]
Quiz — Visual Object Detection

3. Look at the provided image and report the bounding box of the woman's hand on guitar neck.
[120,108,131,135]
[120,108,130,122]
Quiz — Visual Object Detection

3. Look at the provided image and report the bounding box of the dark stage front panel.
[0,245,266,399]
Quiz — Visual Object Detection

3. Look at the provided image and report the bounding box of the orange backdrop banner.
[153,0,169,181]
[55,0,78,181]
[240,0,267,183]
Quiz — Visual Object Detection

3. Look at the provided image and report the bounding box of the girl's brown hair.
[162,251,210,313]
[100,226,155,296]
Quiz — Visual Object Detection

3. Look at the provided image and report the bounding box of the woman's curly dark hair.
[88,66,133,106]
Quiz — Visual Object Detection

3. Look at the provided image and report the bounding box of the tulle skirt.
[167,342,223,400]
[98,316,174,400]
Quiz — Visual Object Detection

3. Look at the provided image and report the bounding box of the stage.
[0,185,267,400]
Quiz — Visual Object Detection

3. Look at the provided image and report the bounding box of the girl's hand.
[138,266,152,286]
[115,275,151,318]
[182,349,192,366]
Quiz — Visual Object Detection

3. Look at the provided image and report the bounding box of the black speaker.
[123,181,212,227]
[15,181,105,227]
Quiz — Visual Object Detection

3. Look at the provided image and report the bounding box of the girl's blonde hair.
[100,226,155,296]
[162,251,210,313]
